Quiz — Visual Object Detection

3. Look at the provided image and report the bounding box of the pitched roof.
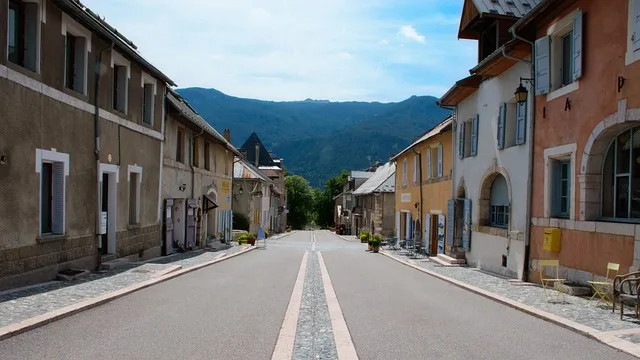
[471,0,540,17]
[352,162,396,195]
[166,90,241,156]
[233,157,272,183]
[239,133,276,167]
[458,0,541,39]
[390,117,453,162]
[351,171,374,179]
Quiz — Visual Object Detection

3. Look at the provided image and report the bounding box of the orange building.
[391,117,453,254]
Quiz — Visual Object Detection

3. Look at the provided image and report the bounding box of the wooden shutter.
[117,66,127,112]
[634,0,640,51]
[515,102,527,145]
[74,37,86,93]
[550,161,561,216]
[425,213,431,252]
[497,103,506,150]
[535,36,551,95]
[462,198,472,251]
[437,144,443,177]
[458,122,465,159]
[413,155,418,182]
[446,200,455,247]
[403,160,407,185]
[426,147,432,179]
[470,114,479,156]
[52,162,65,234]
[23,2,38,72]
[395,211,401,239]
[572,10,583,81]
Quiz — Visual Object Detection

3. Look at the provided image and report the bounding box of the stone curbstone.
[0,245,256,342]
[379,250,640,359]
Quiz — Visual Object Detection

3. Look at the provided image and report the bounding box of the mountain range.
[176,87,452,187]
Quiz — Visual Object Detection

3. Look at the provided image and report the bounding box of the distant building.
[352,162,396,237]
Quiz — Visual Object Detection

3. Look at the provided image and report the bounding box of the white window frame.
[110,50,130,114]
[626,0,640,65]
[543,143,577,219]
[7,0,45,74]
[128,164,143,225]
[35,148,69,237]
[141,71,157,126]
[402,159,407,186]
[546,9,580,102]
[61,13,91,95]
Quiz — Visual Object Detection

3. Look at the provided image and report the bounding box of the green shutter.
[497,103,506,150]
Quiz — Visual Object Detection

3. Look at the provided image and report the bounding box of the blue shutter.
[395,211,401,239]
[535,36,551,95]
[515,102,527,145]
[52,162,65,234]
[497,103,506,150]
[550,161,561,217]
[426,147,432,179]
[446,200,455,246]
[425,213,431,251]
[437,143,443,177]
[572,10,583,81]
[634,0,640,52]
[462,198,472,251]
[470,114,479,156]
[74,37,86,93]
[458,122,465,159]
[23,2,38,72]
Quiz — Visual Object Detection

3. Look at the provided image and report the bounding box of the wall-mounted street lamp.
[515,77,534,104]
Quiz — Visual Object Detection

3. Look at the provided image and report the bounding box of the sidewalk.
[382,247,640,356]
[0,243,250,330]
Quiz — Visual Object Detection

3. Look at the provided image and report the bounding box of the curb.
[0,245,256,342]
[270,230,298,240]
[379,250,640,358]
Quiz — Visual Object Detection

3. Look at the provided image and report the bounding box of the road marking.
[271,251,309,360]
[317,251,360,360]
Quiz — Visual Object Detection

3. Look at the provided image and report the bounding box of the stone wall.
[116,224,161,258]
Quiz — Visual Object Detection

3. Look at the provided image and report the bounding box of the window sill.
[5,61,41,81]
[475,225,509,238]
[597,217,640,225]
[546,81,579,102]
[62,87,89,103]
[37,234,68,244]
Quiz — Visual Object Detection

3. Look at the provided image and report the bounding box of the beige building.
[352,162,396,237]
[233,157,274,234]
[162,90,240,254]
[0,0,175,289]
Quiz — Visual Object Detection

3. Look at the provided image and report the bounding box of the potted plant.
[360,231,371,243]
[371,235,382,253]
[238,233,257,246]
[368,238,374,251]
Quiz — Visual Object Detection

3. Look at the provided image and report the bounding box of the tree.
[285,175,314,229]
[315,170,349,228]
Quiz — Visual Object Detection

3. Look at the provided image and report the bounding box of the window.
[402,159,407,186]
[489,174,509,228]
[204,142,211,171]
[550,159,571,218]
[497,101,527,149]
[111,51,130,113]
[193,137,200,167]
[141,73,156,125]
[176,128,184,162]
[426,147,432,179]
[37,149,69,236]
[62,13,90,94]
[128,166,142,225]
[413,154,418,182]
[8,0,39,72]
[602,127,640,219]
[458,115,478,158]
[535,10,582,96]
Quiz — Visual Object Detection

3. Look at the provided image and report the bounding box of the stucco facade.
[521,0,640,283]
[352,162,396,237]
[392,118,452,254]
[0,0,175,289]
[233,158,274,235]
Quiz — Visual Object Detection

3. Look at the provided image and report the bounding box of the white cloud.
[80,0,476,102]
[399,25,425,43]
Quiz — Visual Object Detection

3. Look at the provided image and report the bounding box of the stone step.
[429,256,468,267]
[437,253,467,265]
[100,258,130,270]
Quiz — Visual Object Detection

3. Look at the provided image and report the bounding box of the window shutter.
[117,67,127,112]
[497,103,506,150]
[572,10,583,81]
[23,2,39,72]
[413,155,418,182]
[550,161,561,216]
[426,147,432,179]
[52,162,65,234]
[458,122,465,159]
[515,102,527,145]
[470,114,479,156]
[535,36,551,95]
[396,211,401,240]
[425,213,431,252]
[403,160,407,185]
[634,0,640,51]
[462,198,472,251]
[437,143,443,177]
[74,37,86,93]
[446,199,455,246]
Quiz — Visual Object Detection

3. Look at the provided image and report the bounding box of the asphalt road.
[1,230,637,360]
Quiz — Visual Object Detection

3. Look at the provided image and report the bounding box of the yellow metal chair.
[538,260,567,302]
[587,262,619,307]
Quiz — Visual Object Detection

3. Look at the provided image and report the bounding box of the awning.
[203,194,218,212]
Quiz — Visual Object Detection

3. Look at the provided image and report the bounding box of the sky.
[81,0,478,102]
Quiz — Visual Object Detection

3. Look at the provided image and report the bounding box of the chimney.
[223,129,231,142]
[255,143,260,167]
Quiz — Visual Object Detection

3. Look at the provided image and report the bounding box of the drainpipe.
[95,41,114,271]
[508,28,535,282]
[411,148,423,245]
[191,127,204,246]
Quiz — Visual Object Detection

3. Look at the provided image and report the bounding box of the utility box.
[543,228,561,252]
